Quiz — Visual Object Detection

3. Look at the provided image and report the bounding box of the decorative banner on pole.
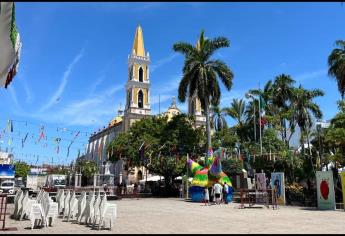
[22,132,28,148]
[316,171,335,210]
[271,172,285,205]
[38,125,45,143]
[55,137,61,154]
[7,120,13,133]
[339,171,345,211]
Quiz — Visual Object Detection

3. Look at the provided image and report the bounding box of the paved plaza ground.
[3,198,345,234]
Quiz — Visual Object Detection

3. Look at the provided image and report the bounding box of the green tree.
[211,105,228,131]
[328,40,345,99]
[291,86,324,154]
[325,100,345,165]
[224,98,246,126]
[173,30,234,164]
[107,114,204,195]
[75,160,98,178]
[14,161,31,179]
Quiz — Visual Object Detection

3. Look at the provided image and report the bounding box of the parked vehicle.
[0,180,15,194]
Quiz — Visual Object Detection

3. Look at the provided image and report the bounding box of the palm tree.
[291,86,324,154]
[211,105,228,131]
[271,74,296,145]
[224,98,246,126]
[328,40,345,100]
[173,30,234,162]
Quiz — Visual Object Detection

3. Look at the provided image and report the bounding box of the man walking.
[214,183,223,205]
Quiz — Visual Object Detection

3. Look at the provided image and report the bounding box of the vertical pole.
[159,94,161,115]
[186,153,189,199]
[253,101,256,142]
[258,84,262,155]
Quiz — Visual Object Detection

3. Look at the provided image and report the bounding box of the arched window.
[138,90,143,108]
[127,91,131,108]
[137,171,143,181]
[129,66,133,80]
[139,67,143,82]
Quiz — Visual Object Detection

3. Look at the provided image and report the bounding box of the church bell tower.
[124,25,151,132]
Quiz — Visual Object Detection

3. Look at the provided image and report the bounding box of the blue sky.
[0,2,344,165]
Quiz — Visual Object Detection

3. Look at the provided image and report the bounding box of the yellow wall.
[143,89,148,105]
[133,88,138,105]
[132,63,148,82]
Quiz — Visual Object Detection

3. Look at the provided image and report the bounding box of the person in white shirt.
[213,183,223,205]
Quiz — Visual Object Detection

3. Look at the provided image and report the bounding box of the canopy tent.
[0,2,22,88]
[139,175,164,183]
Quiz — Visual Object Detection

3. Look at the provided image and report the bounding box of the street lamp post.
[245,93,257,143]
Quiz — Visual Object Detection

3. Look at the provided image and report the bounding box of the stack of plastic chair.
[67,191,78,222]
[76,192,86,223]
[92,191,101,227]
[29,203,45,229]
[19,191,29,220]
[101,203,117,230]
[13,190,23,219]
[45,202,58,227]
[57,189,65,214]
[97,194,108,230]
[82,191,95,225]
[62,190,71,219]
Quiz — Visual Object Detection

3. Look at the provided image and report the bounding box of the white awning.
[139,175,164,182]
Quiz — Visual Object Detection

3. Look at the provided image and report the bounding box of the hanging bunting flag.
[8,136,12,146]
[55,137,61,154]
[7,120,13,133]
[38,125,45,143]
[22,132,28,148]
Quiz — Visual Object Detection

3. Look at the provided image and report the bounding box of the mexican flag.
[0,2,22,88]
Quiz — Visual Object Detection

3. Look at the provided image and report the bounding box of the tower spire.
[132,25,145,57]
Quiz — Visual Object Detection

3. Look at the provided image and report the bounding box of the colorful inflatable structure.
[187,148,233,202]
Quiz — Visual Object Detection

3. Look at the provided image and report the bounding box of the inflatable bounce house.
[187,148,234,202]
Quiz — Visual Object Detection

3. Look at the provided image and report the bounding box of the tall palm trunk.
[204,97,211,164]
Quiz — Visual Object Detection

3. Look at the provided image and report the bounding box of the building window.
[138,90,143,108]
[129,66,133,80]
[127,91,131,108]
[139,67,143,82]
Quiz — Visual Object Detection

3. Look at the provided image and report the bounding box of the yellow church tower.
[124,25,151,132]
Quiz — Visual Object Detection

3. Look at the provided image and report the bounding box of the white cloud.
[28,85,123,127]
[295,69,327,82]
[151,54,178,73]
[39,48,84,112]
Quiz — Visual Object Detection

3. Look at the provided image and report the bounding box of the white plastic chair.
[58,189,65,214]
[13,190,23,219]
[19,191,29,220]
[92,191,101,226]
[83,192,95,225]
[100,204,117,230]
[67,191,78,222]
[76,192,86,223]
[45,202,58,227]
[29,203,45,229]
[97,195,108,230]
[63,190,70,219]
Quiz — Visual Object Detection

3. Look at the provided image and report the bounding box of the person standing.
[209,187,214,204]
[204,187,210,206]
[179,183,184,198]
[214,183,223,205]
[223,182,229,204]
